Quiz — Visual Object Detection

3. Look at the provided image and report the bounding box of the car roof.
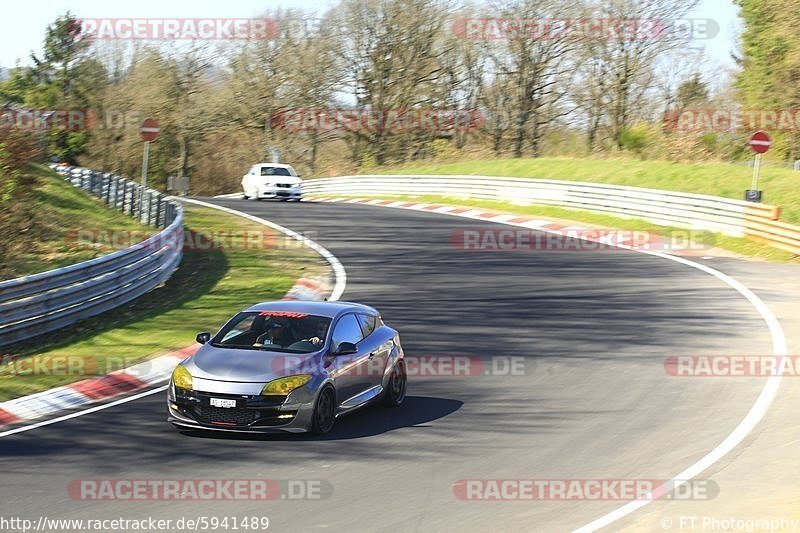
[244,300,377,318]
[252,163,295,169]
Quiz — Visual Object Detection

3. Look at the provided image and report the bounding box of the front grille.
[197,406,258,426]
[276,183,291,188]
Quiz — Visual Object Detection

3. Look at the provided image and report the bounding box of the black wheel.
[383,360,407,407]
[311,385,336,434]
[242,193,249,199]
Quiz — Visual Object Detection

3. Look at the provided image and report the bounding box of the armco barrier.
[301,175,800,255]
[0,166,183,347]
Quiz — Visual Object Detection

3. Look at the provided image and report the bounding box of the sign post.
[746,130,771,203]
[138,118,160,218]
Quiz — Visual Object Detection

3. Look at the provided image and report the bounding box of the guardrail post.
[112,176,119,210]
[155,196,163,227]
[104,174,111,205]
[146,192,153,226]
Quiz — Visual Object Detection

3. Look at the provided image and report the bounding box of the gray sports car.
[167,300,407,434]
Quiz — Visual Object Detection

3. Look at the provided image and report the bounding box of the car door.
[356,313,391,390]
[328,313,371,405]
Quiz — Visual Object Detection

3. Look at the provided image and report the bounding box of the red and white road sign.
[749,130,771,154]
[140,118,160,142]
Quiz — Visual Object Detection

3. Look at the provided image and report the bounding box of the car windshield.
[260,167,292,176]
[211,311,330,353]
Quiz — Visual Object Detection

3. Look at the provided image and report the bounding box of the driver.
[301,321,328,348]
[254,322,290,347]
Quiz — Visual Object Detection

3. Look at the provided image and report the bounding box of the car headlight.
[172,364,193,390]
[261,375,312,396]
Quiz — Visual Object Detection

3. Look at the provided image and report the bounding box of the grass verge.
[1,164,150,278]
[0,203,327,402]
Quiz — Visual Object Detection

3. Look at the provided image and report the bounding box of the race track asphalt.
[0,198,778,532]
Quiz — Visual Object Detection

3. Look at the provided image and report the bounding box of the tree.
[487,0,580,158]
[577,0,699,151]
[330,0,450,166]
[734,0,800,160]
[27,13,104,162]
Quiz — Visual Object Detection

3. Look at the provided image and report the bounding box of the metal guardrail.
[0,165,184,347]
[302,174,800,255]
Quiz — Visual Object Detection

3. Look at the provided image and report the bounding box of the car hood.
[184,344,318,383]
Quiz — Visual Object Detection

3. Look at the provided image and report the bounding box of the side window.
[357,314,377,338]
[331,314,364,347]
[260,166,273,176]
[248,166,257,175]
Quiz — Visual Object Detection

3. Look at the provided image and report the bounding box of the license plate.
[210,398,237,408]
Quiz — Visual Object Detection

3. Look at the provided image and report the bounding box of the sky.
[3,0,741,69]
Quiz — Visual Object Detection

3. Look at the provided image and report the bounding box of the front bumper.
[167,387,315,433]
[256,185,301,199]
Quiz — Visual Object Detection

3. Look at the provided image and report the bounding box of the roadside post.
[746,130,771,203]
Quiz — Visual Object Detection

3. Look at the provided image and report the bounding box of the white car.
[241,163,302,201]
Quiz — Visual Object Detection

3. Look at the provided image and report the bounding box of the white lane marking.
[572,251,786,532]
[0,199,349,437]
[313,196,787,532]
[180,197,347,302]
[212,193,242,199]
[0,385,168,438]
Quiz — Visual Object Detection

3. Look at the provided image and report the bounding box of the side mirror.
[333,341,357,355]
[196,332,211,344]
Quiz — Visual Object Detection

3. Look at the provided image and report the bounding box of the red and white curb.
[304,197,709,256]
[0,346,196,427]
[283,275,330,301]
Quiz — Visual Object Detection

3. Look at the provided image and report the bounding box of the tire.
[242,192,249,199]
[311,385,336,435]
[383,360,407,407]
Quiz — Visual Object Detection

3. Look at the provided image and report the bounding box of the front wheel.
[311,385,336,435]
[383,360,407,407]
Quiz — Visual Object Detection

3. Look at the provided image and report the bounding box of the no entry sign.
[140,118,160,142]
[749,130,771,154]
